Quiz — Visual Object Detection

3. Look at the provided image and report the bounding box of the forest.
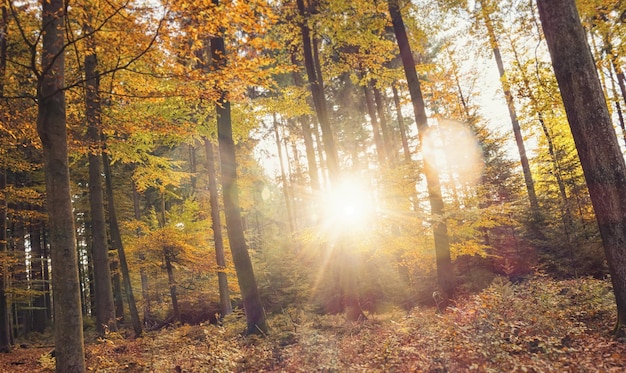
[1,0,626,371]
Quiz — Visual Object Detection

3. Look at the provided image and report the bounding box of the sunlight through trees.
[1,0,626,370]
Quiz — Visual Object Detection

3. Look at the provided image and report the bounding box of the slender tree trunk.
[42,226,52,324]
[0,170,9,352]
[608,61,626,145]
[189,144,197,193]
[164,253,180,322]
[479,1,540,218]
[110,258,124,322]
[0,4,11,352]
[37,1,85,370]
[296,0,340,180]
[388,0,455,301]
[210,2,267,335]
[373,84,395,165]
[537,0,626,335]
[30,221,47,333]
[102,145,142,337]
[509,39,574,244]
[132,183,151,323]
[273,116,295,235]
[84,24,117,336]
[606,44,626,109]
[363,80,387,166]
[392,84,412,163]
[204,140,232,318]
[290,51,320,191]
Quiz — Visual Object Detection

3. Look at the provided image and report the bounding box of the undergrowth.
[32,276,626,372]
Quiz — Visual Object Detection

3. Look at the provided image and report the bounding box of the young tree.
[84,15,117,335]
[204,140,232,318]
[537,0,626,335]
[210,0,268,335]
[296,0,340,180]
[37,0,85,370]
[387,0,455,301]
[0,2,11,353]
[477,0,540,219]
[103,146,142,337]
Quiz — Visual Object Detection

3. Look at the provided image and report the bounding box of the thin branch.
[99,91,195,99]
[39,0,133,88]
[8,1,40,80]
[43,3,169,100]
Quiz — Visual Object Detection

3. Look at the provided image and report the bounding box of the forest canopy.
[1,0,626,371]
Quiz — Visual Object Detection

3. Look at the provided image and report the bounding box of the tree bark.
[84,24,117,336]
[388,0,455,301]
[30,222,48,333]
[0,3,11,353]
[373,84,395,165]
[296,0,340,181]
[537,0,626,335]
[164,252,180,322]
[607,60,626,145]
[392,84,412,163]
[132,183,151,323]
[479,1,540,218]
[210,1,267,335]
[102,146,142,337]
[110,258,124,322]
[290,51,320,191]
[37,1,85,370]
[0,169,9,352]
[204,140,232,318]
[273,116,296,235]
[363,80,387,166]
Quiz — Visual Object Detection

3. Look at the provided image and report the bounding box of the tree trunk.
[132,183,151,323]
[273,116,296,235]
[290,51,320,191]
[102,146,142,337]
[479,1,540,220]
[210,2,267,335]
[537,0,626,335]
[608,61,626,145]
[363,80,387,166]
[0,4,11,352]
[373,84,395,165]
[110,258,124,322]
[392,84,412,163]
[508,39,574,250]
[0,169,9,352]
[30,222,48,333]
[84,25,117,336]
[388,0,455,302]
[37,1,85,370]
[204,140,232,318]
[296,0,340,180]
[164,253,180,322]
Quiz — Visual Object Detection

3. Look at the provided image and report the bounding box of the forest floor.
[1,276,626,372]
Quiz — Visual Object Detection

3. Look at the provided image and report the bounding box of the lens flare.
[321,177,374,234]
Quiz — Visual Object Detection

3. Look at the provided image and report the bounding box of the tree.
[387,0,455,302]
[210,0,268,335]
[296,0,340,180]
[537,0,626,335]
[0,1,11,353]
[102,144,142,337]
[476,0,540,225]
[204,140,232,318]
[84,12,117,335]
[37,0,85,371]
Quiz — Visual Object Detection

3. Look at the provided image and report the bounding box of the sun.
[320,177,374,234]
